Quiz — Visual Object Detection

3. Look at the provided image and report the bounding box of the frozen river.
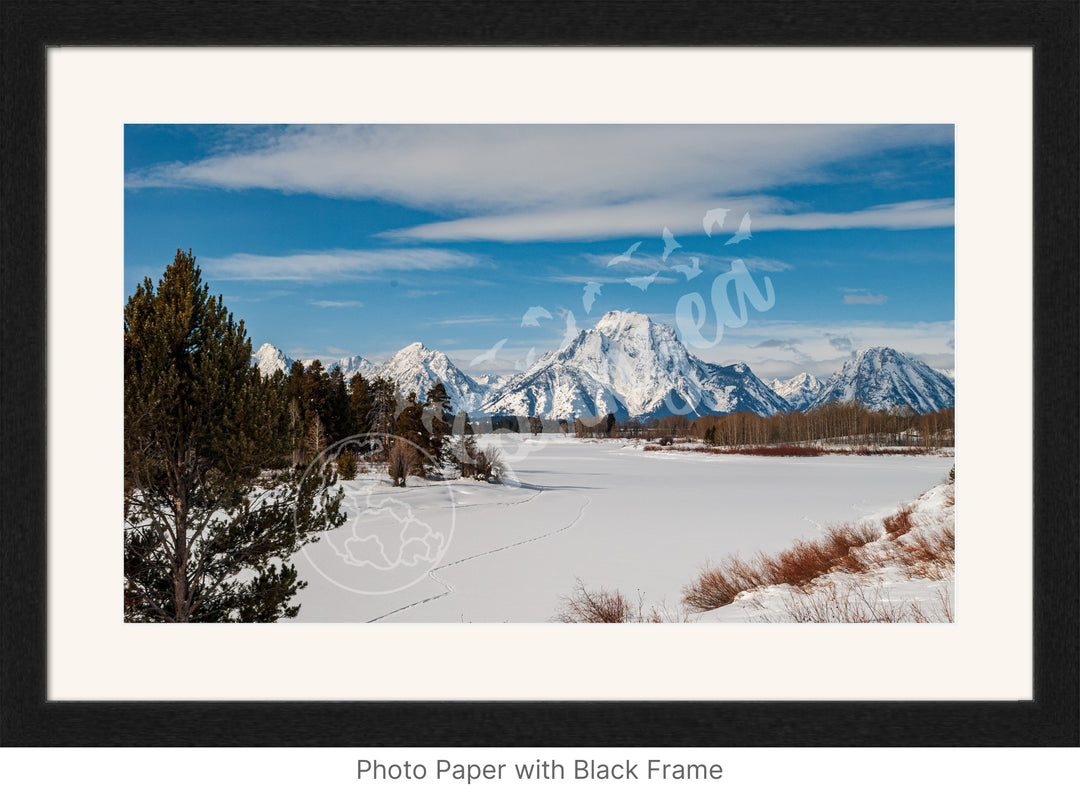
[291,434,953,623]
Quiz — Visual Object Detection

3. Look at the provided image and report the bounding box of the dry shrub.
[472,444,506,483]
[387,440,420,487]
[683,521,882,612]
[899,522,955,580]
[682,556,766,611]
[647,444,826,457]
[732,445,826,457]
[821,521,881,572]
[555,579,684,623]
[553,579,632,622]
[778,583,925,623]
[759,521,880,586]
[882,503,917,539]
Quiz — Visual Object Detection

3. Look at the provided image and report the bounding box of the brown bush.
[683,521,881,612]
[882,503,917,539]
[553,579,632,623]
[472,444,505,483]
[387,440,420,487]
[899,522,954,580]
[554,579,684,623]
[682,556,766,611]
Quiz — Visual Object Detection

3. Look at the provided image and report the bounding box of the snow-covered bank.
[702,480,955,622]
[290,434,953,622]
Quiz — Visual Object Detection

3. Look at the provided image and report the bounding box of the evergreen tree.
[368,376,398,458]
[394,391,431,475]
[325,365,350,442]
[423,381,454,465]
[124,249,344,623]
[348,372,373,437]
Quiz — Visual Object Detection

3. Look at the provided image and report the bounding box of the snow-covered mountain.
[255,334,954,420]
[252,342,293,376]
[809,347,955,414]
[769,372,823,411]
[482,310,789,420]
[320,354,378,380]
[376,342,486,412]
[472,374,512,394]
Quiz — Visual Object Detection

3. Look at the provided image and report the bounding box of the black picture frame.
[2,0,1077,747]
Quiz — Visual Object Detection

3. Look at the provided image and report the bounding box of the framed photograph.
[2,1,1076,747]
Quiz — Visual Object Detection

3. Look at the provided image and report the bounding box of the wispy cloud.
[542,273,678,286]
[736,256,794,273]
[310,299,364,308]
[383,197,952,243]
[126,124,952,211]
[843,293,889,305]
[200,248,484,282]
[750,337,811,361]
[428,315,514,326]
[752,338,802,349]
[827,334,854,352]
[404,289,444,298]
[755,199,954,232]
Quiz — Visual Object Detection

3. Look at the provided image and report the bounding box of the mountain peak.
[595,309,653,334]
[377,342,482,411]
[770,372,823,410]
[811,347,954,413]
[251,342,293,376]
[483,310,786,419]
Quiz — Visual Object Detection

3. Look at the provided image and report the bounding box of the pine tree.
[325,365,350,442]
[369,376,398,458]
[124,249,344,622]
[348,373,373,436]
[423,381,454,465]
[394,391,431,476]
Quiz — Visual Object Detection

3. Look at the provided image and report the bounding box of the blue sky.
[124,124,954,381]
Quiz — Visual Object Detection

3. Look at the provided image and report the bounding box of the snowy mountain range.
[770,372,824,412]
[251,344,378,381]
[374,342,487,412]
[481,311,787,420]
[252,314,954,419]
[808,346,955,414]
[323,354,378,379]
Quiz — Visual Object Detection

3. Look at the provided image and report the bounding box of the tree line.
[572,405,954,449]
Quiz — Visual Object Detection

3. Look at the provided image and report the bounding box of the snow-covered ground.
[290,434,953,623]
[705,478,955,622]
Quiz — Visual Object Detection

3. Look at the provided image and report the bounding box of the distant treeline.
[571,404,954,449]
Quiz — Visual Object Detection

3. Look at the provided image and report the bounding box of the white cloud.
[310,299,363,308]
[755,199,954,232]
[843,293,889,305]
[383,197,953,243]
[200,248,484,281]
[428,315,513,326]
[126,125,952,215]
